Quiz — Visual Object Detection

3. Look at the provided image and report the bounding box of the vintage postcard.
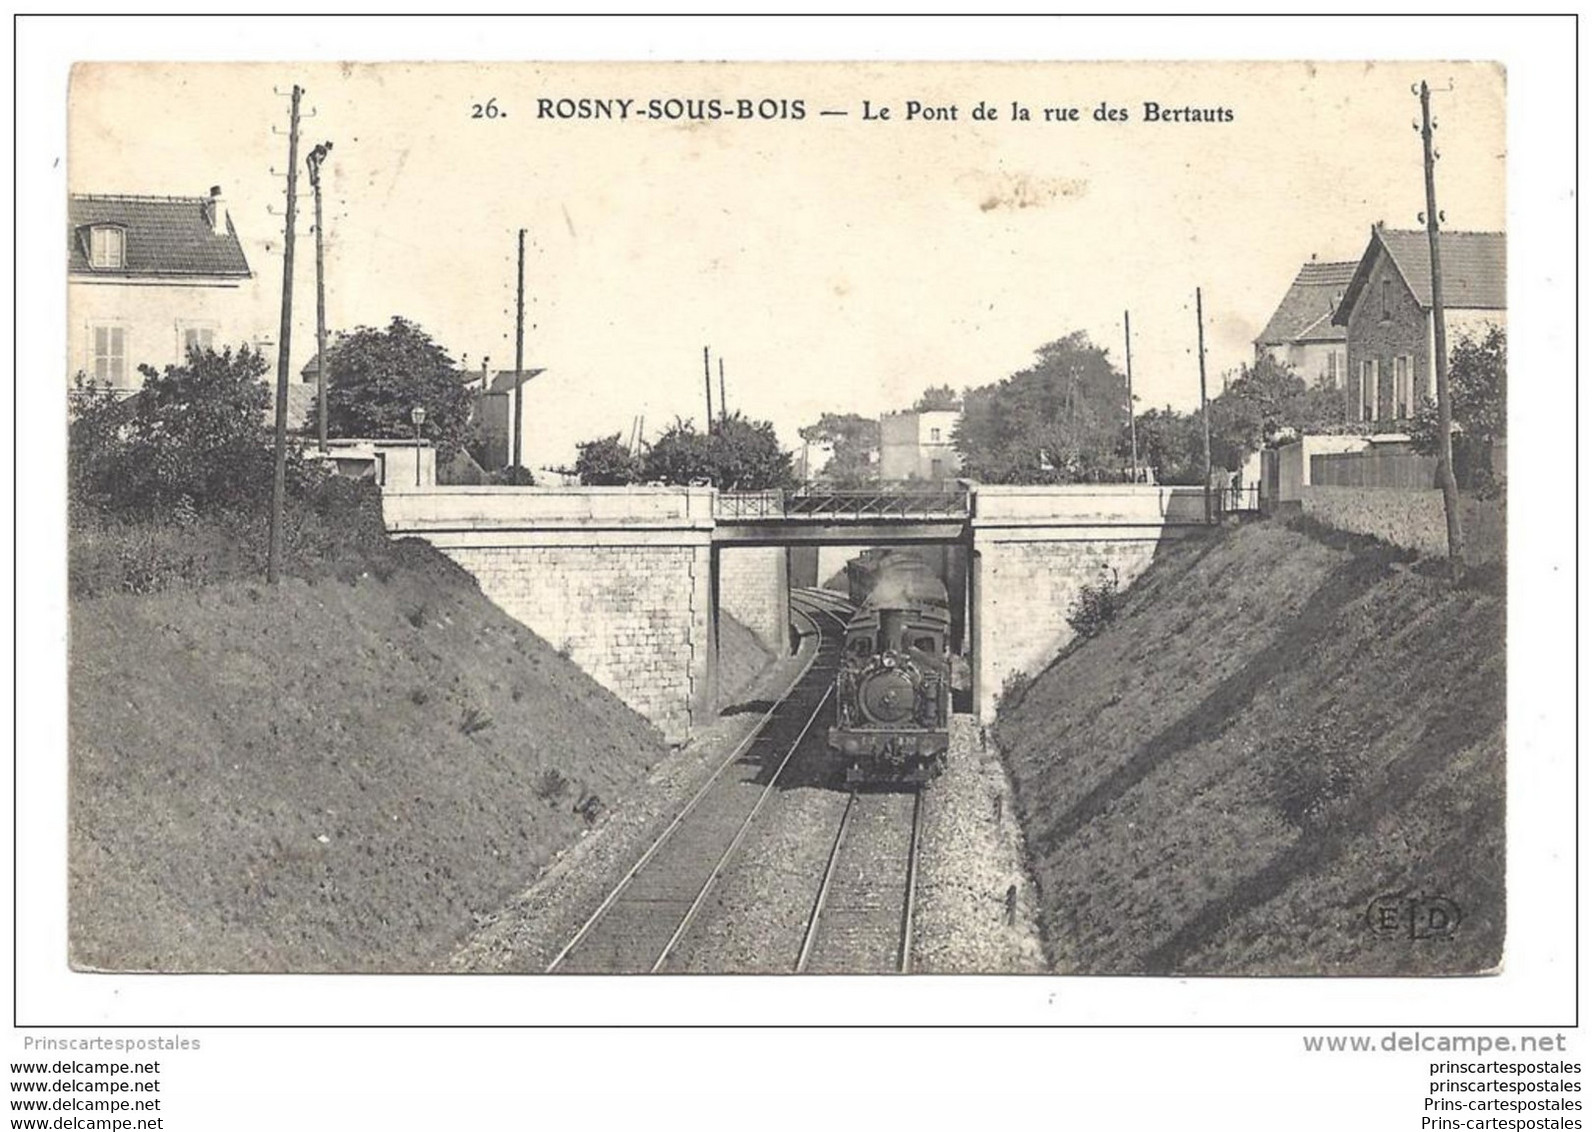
[61,58,1514,986]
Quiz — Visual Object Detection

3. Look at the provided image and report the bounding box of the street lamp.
[411,405,427,487]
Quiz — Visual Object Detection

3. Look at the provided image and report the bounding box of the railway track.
[547,589,850,973]
[796,786,923,974]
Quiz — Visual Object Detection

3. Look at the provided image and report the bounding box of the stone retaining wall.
[974,538,1160,718]
[718,547,790,656]
[441,544,709,743]
[1302,485,1504,564]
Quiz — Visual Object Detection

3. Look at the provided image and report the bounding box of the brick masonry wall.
[718,547,790,656]
[1302,486,1505,564]
[440,545,703,743]
[977,538,1161,719]
[1345,242,1430,419]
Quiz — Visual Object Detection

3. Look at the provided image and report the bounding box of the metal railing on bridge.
[1215,483,1261,516]
[714,486,971,522]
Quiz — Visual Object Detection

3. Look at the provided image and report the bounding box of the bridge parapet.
[384,485,716,543]
[971,484,1208,532]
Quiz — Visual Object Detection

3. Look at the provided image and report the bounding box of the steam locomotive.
[827,551,952,786]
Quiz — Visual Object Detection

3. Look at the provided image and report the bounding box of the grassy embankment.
[996,518,1504,975]
[69,485,776,972]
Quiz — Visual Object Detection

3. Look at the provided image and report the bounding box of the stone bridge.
[382,484,1210,741]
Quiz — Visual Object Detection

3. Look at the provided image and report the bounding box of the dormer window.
[89,225,125,269]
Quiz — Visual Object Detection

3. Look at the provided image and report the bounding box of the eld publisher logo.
[1366,891,1462,941]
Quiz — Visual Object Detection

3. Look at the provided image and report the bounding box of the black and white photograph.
[59,55,1513,979]
[12,13,1580,1128]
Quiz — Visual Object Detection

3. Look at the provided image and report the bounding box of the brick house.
[1253,257,1356,388]
[1331,225,1506,425]
[68,187,264,393]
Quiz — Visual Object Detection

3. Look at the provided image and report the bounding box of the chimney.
[208,185,225,235]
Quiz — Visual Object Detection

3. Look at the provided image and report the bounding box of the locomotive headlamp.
[881,655,895,668]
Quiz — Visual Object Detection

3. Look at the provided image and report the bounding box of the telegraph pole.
[1196,287,1213,523]
[1123,310,1139,481]
[306,139,333,455]
[513,228,526,470]
[703,346,714,430]
[718,356,728,425]
[1417,79,1465,580]
[267,84,302,585]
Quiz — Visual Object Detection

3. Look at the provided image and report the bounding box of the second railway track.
[547,589,850,973]
[796,787,923,974]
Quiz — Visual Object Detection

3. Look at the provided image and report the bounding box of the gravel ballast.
[455,645,1047,974]
[911,715,1047,973]
[450,625,818,972]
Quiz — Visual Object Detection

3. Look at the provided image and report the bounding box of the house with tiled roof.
[1331,225,1506,425]
[1254,257,1356,389]
[68,187,268,393]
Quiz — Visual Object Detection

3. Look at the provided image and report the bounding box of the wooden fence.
[1311,450,1438,490]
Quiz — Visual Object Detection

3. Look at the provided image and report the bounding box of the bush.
[487,465,537,486]
[459,707,494,736]
[573,793,604,825]
[69,476,404,597]
[69,346,310,521]
[573,434,640,486]
[534,768,570,803]
[639,414,796,490]
[1267,721,1371,828]
[1067,566,1124,639]
[996,669,1032,712]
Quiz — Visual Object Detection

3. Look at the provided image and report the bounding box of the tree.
[1203,357,1350,471]
[640,419,717,485]
[69,345,299,518]
[912,384,962,412]
[574,433,641,485]
[640,414,797,490]
[1130,406,1206,485]
[1294,375,1350,435]
[955,332,1128,483]
[709,413,798,490]
[1408,325,1506,488]
[797,412,879,487]
[309,316,477,462]
[1208,355,1306,468]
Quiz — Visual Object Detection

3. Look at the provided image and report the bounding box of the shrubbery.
[572,413,796,489]
[1067,566,1124,640]
[487,465,537,486]
[67,346,413,596]
[70,347,322,520]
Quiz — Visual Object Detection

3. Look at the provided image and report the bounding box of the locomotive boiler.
[828,551,952,786]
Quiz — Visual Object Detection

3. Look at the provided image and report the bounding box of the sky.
[68,59,1505,471]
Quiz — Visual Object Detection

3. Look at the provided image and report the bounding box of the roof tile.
[68,193,251,278]
[1255,260,1357,346]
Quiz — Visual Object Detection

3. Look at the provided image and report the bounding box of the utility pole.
[718,356,728,425]
[1196,287,1213,523]
[306,139,333,455]
[513,228,526,470]
[1417,79,1465,580]
[267,84,302,585]
[1123,310,1139,481]
[702,346,714,430]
